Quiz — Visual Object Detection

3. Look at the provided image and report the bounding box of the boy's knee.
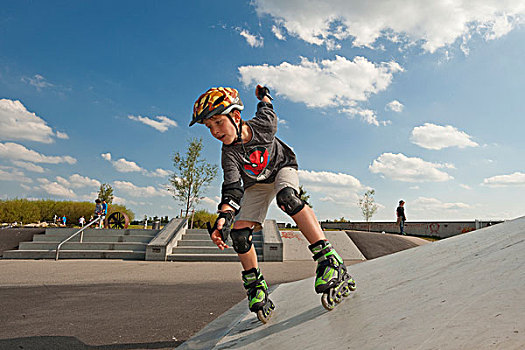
[276,187,305,216]
[231,227,253,254]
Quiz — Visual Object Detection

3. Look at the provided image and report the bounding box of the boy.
[396,200,406,235]
[190,86,356,321]
[94,199,103,228]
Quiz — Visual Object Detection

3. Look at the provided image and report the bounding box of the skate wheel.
[349,280,357,291]
[257,300,275,323]
[342,285,351,298]
[321,293,336,311]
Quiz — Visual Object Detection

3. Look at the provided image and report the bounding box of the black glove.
[256,85,273,101]
[206,211,235,242]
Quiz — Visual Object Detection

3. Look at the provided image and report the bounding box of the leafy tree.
[299,185,312,207]
[168,138,218,217]
[98,183,114,204]
[358,189,378,231]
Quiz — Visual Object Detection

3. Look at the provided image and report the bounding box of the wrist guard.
[220,181,243,214]
[256,85,273,101]
[206,210,235,242]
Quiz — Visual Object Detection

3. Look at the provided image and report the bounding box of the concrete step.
[44,228,159,237]
[18,242,147,251]
[178,237,262,245]
[167,253,240,262]
[182,233,212,240]
[171,246,263,255]
[166,253,265,262]
[186,229,209,234]
[32,235,154,243]
[2,250,145,260]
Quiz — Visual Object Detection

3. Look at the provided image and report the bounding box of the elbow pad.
[220,180,244,214]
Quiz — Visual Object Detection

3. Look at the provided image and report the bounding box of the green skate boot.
[309,240,356,310]
[242,267,275,323]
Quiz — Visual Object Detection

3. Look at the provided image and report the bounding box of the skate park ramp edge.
[280,230,366,261]
[179,216,525,349]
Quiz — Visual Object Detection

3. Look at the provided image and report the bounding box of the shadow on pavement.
[0,336,181,350]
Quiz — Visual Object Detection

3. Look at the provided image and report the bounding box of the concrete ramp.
[281,230,365,261]
[181,217,525,349]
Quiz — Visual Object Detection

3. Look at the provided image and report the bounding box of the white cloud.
[411,123,479,150]
[0,142,76,164]
[239,55,402,125]
[239,29,264,47]
[38,178,76,198]
[369,153,454,182]
[113,158,143,173]
[66,174,101,189]
[113,180,169,198]
[55,131,69,139]
[128,115,178,132]
[386,100,404,113]
[150,168,170,178]
[482,172,525,187]
[411,196,471,211]
[101,153,169,177]
[272,25,286,40]
[0,166,33,183]
[460,184,472,190]
[298,169,368,206]
[12,161,45,173]
[341,107,390,126]
[253,0,525,52]
[21,74,54,90]
[0,99,60,143]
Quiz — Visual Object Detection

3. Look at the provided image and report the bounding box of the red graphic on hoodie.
[243,147,269,176]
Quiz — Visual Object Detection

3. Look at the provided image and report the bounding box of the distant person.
[79,216,85,227]
[53,214,57,224]
[94,199,103,228]
[396,200,406,235]
[100,199,108,229]
[62,215,67,226]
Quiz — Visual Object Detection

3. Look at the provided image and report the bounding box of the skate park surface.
[181,217,525,349]
[1,219,523,349]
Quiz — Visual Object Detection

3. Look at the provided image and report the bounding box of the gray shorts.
[235,167,299,224]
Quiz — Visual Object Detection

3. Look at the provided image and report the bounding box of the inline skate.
[242,267,275,323]
[309,240,356,310]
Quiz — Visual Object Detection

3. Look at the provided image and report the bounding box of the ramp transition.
[181,216,524,349]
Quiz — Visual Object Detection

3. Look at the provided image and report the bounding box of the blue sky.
[1,1,524,223]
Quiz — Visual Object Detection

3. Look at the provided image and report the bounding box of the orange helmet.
[190,87,244,126]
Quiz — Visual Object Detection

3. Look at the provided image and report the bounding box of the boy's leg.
[274,167,356,304]
[233,219,275,321]
[233,220,259,270]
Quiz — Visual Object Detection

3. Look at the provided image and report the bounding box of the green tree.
[299,185,312,207]
[358,189,378,231]
[98,183,114,204]
[168,138,218,217]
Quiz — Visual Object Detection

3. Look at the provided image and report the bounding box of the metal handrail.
[55,217,102,260]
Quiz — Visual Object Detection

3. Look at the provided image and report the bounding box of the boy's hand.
[210,222,230,250]
[255,85,273,101]
[206,211,234,250]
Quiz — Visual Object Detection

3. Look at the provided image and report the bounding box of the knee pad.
[230,227,253,254]
[276,187,306,216]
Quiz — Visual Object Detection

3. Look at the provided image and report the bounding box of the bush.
[190,209,218,229]
[0,198,134,226]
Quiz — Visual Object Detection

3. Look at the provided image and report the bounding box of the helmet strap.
[227,112,243,144]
